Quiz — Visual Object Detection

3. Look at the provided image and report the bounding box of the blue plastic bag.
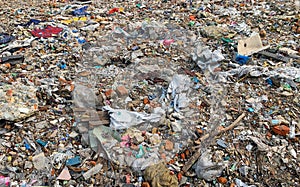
[72,6,89,16]
[235,54,250,65]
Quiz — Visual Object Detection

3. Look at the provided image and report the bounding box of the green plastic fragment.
[221,37,233,43]
[188,21,195,26]
[135,145,145,158]
[282,83,292,91]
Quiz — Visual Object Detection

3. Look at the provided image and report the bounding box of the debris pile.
[0,0,299,186]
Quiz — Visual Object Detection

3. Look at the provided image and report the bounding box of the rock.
[164,140,174,151]
[152,127,158,134]
[26,65,34,71]
[35,121,48,129]
[201,26,228,39]
[0,83,38,121]
[12,159,19,166]
[141,182,151,187]
[115,85,128,97]
[217,177,228,184]
[272,125,290,136]
[32,152,49,170]
[69,131,79,138]
[9,151,17,156]
[24,161,33,169]
[133,133,144,144]
[149,134,161,145]
[171,121,182,132]
[259,29,267,38]
[105,89,116,98]
[18,108,30,114]
[82,163,103,180]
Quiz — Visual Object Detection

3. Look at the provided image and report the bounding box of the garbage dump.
[0,0,299,186]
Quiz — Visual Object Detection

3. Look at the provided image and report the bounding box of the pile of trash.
[0,0,299,186]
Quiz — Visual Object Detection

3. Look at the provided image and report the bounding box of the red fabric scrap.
[30,25,63,38]
[108,8,119,14]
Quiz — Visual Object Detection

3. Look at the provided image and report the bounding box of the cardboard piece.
[238,34,269,56]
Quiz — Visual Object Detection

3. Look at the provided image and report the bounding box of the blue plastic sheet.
[266,78,273,86]
[19,19,41,27]
[66,156,81,166]
[72,6,89,16]
[0,33,14,44]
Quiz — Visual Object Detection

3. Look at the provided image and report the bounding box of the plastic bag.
[72,6,89,16]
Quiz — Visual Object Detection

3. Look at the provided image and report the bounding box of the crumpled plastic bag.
[103,106,162,130]
[225,65,300,81]
[144,162,178,187]
[191,44,224,72]
[235,178,256,187]
[195,150,227,181]
[235,54,250,65]
[167,74,192,112]
[0,176,10,186]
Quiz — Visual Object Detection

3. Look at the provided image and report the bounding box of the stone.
[133,133,144,144]
[24,161,33,169]
[149,134,161,145]
[18,108,30,114]
[9,151,17,156]
[35,121,48,129]
[105,89,116,98]
[69,131,79,138]
[12,159,19,166]
[32,152,49,170]
[164,140,174,151]
[0,83,38,121]
[115,85,128,97]
[26,65,34,71]
[152,127,158,134]
[83,164,103,180]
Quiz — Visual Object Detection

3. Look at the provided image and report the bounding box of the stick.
[182,113,246,173]
[221,112,246,132]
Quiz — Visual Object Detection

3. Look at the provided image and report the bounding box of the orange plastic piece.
[189,15,196,21]
[143,97,150,104]
[180,153,186,160]
[177,172,183,181]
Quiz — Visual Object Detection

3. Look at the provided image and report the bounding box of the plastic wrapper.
[72,6,89,16]
[167,74,192,112]
[191,44,224,72]
[103,106,162,130]
[195,150,227,181]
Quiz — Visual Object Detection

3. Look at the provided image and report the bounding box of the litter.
[237,34,269,56]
